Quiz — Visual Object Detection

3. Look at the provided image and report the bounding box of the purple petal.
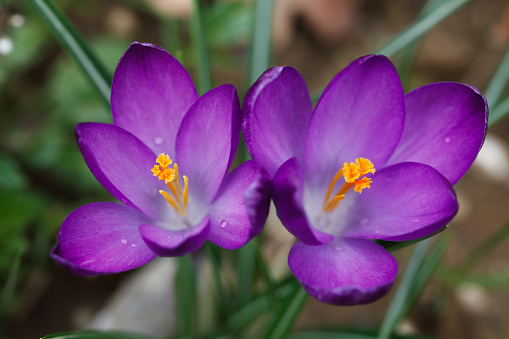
[316,55,375,108]
[342,162,458,241]
[209,161,272,250]
[242,67,313,178]
[76,122,167,220]
[387,82,488,185]
[176,84,240,204]
[289,238,398,305]
[139,215,210,256]
[273,157,334,245]
[51,202,157,276]
[111,42,198,156]
[303,55,405,191]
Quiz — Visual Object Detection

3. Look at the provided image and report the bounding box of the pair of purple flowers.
[52,42,488,305]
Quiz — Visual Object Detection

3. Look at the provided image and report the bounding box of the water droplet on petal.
[120,239,128,245]
[374,230,380,234]
[445,137,451,143]
[335,246,344,252]
[220,220,228,228]
[360,218,369,226]
[130,243,136,247]
[154,137,163,145]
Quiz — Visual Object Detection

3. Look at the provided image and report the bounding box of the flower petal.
[289,238,398,305]
[387,82,488,185]
[51,202,157,276]
[342,162,458,241]
[76,122,167,220]
[111,42,198,156]
[176,84,240,204]
[303,55,405,191]
[139,215,210,257]
[209,161,272,250]
[273,157,334,245]
[243,66,313,178]
[316,55,375,108]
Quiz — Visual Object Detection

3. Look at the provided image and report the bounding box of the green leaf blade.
[27,0,112,106]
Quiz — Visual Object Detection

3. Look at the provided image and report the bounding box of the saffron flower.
[51,42,271,276]
[243,55,488,305]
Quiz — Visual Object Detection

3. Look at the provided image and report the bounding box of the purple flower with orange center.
[243,55,488,305]
[51,42,271,276]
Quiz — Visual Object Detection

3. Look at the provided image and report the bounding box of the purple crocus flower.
[243,55,488,305]
[51,42,271,276]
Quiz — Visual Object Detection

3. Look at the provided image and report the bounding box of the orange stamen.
[323,158,375,212]
[152,153,189,216]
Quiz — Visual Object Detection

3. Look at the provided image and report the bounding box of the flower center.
[322,158,375,212]
[151,153,189,216]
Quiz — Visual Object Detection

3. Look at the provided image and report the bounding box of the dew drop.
[120,238,128,245]
[444,136,451,143]
[374,230,380,234]
[130,243,137,247]
[154,137,163,145]
[335,246,344,252]
[360,218,369,226]
[220,220,228,228]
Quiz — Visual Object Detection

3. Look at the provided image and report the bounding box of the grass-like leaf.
[177,254,196,337]
[264,285,308,339]
[42,331,158,339]
[377,240,430,339]
[396,235,450,326]
[484,47,509,109]
[191,0,212,94]
[376,226,448,252]
[249,0,273,84]
[27,0,111,107]
[376,0,471,56]
[489,95,509,127]
[225,275,296,334]
[235,241,256,306]
[458,221,509,271]
[291,330,437,339]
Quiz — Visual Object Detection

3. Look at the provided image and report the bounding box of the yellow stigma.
[323,158,375,212]
[152,153,189,216]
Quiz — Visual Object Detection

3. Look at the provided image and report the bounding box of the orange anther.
[323,158,375,212]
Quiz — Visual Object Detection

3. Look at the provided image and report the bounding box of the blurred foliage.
[0,0,125,321]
